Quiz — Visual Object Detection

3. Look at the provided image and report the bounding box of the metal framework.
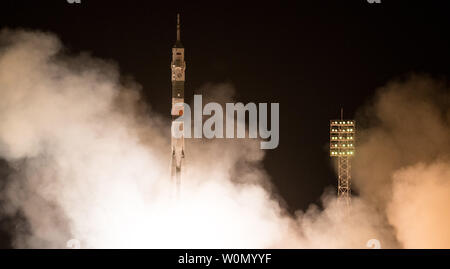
[330,115,355,208]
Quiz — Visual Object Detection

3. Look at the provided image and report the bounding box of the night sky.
[1,0,450,248]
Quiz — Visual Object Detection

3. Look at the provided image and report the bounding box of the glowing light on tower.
[330,109,356,209]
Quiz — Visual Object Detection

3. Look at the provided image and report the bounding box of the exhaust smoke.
[0,30,448,248]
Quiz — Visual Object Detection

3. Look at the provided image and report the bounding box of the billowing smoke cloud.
[353,76,450,248]
[387,161,450,248]
[0,29,295,248]
[0,29,448,249]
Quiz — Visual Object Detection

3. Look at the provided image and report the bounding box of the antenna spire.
[177,13,181,41]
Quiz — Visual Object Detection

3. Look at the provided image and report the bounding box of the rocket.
[170,14,186,193]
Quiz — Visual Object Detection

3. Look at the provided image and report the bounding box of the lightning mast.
[330,109,355,209]
[170,14,186,195]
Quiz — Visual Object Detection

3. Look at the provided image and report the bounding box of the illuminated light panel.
[329,119,356,157]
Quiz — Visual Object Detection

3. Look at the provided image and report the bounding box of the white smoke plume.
[353,75,450,248]
[0,30,448,248]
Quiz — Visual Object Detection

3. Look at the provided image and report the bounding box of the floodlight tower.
[330,110,356,208]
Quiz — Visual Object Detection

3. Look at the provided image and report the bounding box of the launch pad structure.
[170,14,186,196]
[330,110,356,209]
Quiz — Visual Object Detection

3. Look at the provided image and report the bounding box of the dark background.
[0,0,450,248]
